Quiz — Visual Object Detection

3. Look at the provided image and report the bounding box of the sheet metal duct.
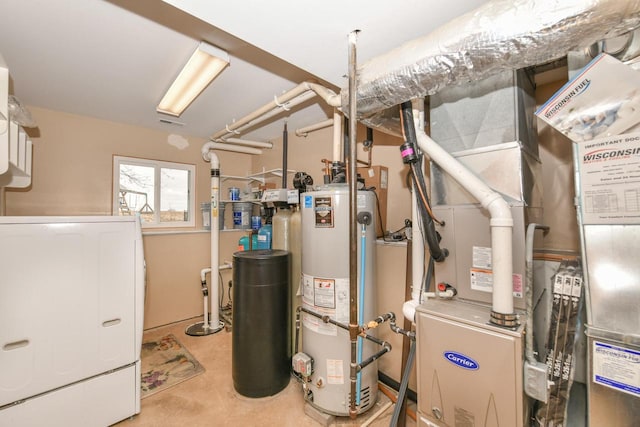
[345,0,640,135]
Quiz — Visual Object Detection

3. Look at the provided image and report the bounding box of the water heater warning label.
[593,341,640,397]
[301,275,350,336]
[313,278,336,309]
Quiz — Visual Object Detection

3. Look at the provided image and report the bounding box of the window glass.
[113,156,195,228]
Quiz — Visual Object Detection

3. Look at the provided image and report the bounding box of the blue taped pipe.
[356,223,366,405]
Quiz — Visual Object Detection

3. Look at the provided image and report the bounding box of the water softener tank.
[300,184,378,415]
[232,250,290,398]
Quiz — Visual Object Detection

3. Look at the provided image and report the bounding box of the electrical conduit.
[411,99,515,323]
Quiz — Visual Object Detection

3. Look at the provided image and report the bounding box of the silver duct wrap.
[345,0,640,135]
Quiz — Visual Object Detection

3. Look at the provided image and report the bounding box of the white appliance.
[0,216,145,426]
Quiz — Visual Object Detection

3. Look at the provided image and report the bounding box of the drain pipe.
[402,161,426,323]
[201,147,224,334]
[411,99,516,325]
[347,29,360,419]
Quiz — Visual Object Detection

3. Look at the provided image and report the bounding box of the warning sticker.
[593,341,640,397]
[470,269,523,298]
[301,274,350,335]
[327,359,344,385]
[314,278,336,309]
[470,268,493,293]
[472,246,492,269]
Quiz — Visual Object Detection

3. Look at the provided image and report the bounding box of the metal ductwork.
[343,0,640,135]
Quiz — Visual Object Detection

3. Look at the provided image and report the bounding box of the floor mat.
[140,333,205,399]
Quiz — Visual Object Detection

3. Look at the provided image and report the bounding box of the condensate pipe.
[202,142,262,156]
[211,81,340,141]
[294,118,333,137]
[411,99,515,323]
[402,178,426,323]
[347,29,359,419]
[201,149,224,333]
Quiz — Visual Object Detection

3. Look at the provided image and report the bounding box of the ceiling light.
[157,41,229,117]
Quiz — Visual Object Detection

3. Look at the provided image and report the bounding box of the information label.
[578,133,640,224]
[593,341,640,397]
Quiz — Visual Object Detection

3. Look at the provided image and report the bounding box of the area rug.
[140,333,205,398]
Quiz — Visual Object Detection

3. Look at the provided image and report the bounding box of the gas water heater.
[298,184,378,416]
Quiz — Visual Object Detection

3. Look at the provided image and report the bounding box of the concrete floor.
[114,318,416,427]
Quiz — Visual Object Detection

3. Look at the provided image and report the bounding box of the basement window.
[113,156,195,228]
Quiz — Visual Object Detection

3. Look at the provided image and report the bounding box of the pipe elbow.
[402,300,419,323]
[201,142,215,162]
[484,193,513,228]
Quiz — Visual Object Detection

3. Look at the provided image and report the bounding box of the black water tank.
[232,249,290,398]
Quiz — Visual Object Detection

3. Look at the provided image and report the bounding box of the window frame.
[112,155,196,228]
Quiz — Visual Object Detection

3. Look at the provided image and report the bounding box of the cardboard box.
[357,165,388,237]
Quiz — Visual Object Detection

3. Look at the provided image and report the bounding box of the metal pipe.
[347,29,359,419]
[282,123,288,188]
[294,118,333,137]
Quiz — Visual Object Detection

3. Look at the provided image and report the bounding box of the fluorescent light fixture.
[157,41,229,117]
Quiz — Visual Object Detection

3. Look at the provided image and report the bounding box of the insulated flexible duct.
[344,0,640,134]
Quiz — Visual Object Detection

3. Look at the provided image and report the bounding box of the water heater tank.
[300,184,378,416]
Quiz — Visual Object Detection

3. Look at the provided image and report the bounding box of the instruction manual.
[536,53,640,142]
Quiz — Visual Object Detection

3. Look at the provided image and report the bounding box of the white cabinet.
[0,216,145,426]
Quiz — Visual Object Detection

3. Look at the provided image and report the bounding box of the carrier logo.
[444,351,479,370]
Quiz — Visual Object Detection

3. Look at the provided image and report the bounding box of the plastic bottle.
[238,234,258,251]
[238,235,249,251]
[256,224,272,249]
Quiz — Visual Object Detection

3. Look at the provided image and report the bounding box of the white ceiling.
[0,0,488,142]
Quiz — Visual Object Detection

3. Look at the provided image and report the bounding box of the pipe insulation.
[345,0,640,134]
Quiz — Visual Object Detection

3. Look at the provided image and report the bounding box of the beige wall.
[5,107,252,329]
